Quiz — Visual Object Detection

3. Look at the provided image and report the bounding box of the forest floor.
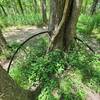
[3,26,47,43]
[0,26,100,100]
[2,26,100,53]
[0,26,47,70]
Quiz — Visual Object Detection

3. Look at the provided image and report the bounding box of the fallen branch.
[7,29,51,73]
[74,37,95,54]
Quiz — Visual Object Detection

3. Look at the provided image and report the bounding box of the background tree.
[86,0,99,34]
[33,0,38,13]
[41,0,47,23]
[0,4,7,16]
[90,0,98,15]
[17,0,24,15]
[0,28,7,54]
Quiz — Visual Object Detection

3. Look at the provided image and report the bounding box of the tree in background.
[90,0,99,15]
[17,0,24,15]
[86,0,99,34]
[0,28,7,54]
[41,0,47,23]
[33,0,38,13]
[0,4,7,16]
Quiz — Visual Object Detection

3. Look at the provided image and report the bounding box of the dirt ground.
[3,26,47,43]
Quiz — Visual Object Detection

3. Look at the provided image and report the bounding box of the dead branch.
[74,37,95,54]
[7,29,51,73]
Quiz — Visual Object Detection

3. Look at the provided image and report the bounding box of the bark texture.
[0,29,7,53]
[41,0,47,23]
[0,4,7,16]
[17,0,24,15]
[48,0,58,34]
[48,0,83,51]
[33,0,38,13]
[90,0,98,15]
[0,65,30,100]
[0,65,43,100]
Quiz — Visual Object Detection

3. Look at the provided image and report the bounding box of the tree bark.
[48,0,58,36]
[48,0,83,51]
[90,0,98,15]
[41,0,47,24]
[0,4,7,16]
[87,0,99,34]
[0,65,30,100]
[33,0,38,13]
[17,0,24,15]
[0,65,43,100]
[0,29,7,54]
[81,0,88,14]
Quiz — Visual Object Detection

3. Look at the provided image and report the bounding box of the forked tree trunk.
[48,0,82,51]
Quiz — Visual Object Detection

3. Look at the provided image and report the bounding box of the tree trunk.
[0,29,7,53]
[17,0,24,15]
[0,65,30,100]
[81,0,88,14]
[48,0,58,36]
[41,0,47,24]
[0,65,43,100]
[0,4,7,16]
[48,0,83,51]
[90,0,98,15]
[33,0,38,13]
[87,0,99,34]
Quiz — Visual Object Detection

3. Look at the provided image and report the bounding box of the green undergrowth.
[0,13,43,27]
[9,37,100,100]
[77,13,100,42]
[0,42,20,60]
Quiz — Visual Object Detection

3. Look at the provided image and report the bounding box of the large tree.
[48,0,83,51]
